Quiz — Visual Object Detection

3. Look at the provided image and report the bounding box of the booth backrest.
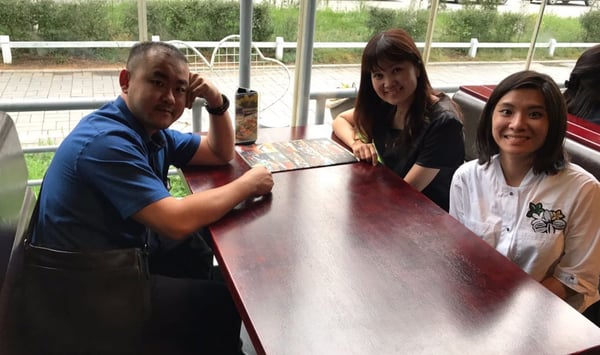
[565,139,600,181]
[452,90,486,161]
[0,112,28,292]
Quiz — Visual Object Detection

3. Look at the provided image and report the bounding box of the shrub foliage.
[580,10,600,42]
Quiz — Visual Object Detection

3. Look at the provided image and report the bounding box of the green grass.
[26,152,54,180]
[314,8,371,42]
[169,172,191,198]
[270,7,587,64]
[538,14,584,42]
[25,152,53,196]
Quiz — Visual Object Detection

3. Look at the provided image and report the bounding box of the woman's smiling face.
[492,88,549,161]
[370,59,419,108]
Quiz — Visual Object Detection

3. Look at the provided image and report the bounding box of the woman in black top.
[332,28,465,211]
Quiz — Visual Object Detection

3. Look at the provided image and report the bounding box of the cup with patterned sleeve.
[235,87,258,145]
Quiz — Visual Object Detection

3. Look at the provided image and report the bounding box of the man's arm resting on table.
[133,166,273,240]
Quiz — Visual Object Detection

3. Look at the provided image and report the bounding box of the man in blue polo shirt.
[31,41,273,354]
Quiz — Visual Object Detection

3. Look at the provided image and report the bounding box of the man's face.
[120,49,190,135]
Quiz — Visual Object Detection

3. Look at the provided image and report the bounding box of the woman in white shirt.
[449,70,600,320]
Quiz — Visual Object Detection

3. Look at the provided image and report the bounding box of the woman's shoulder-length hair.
[476,70,567,175]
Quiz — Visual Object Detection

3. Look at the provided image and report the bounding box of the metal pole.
[239,0,252,89]
[137,0,148,42]
[525,0,547,70]
[291,0,317,127]
[422,0,440,65]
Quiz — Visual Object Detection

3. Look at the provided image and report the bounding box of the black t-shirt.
[373,95,465,211]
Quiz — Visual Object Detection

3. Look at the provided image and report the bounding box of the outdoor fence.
[1,35,598,64]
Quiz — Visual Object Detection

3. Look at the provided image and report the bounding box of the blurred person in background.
[563,44,600,125]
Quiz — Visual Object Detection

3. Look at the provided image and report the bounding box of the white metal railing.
[0,85,459,135]
[2,85,459,186]
[1,90,340,186]
[1,35,598,64]
[0,96,208,132]
[1,80,563,186]
[309,85,460,124]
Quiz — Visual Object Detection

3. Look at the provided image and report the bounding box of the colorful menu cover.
[235,138,358,173]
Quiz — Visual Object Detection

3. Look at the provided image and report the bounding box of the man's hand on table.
[240,166,274,197]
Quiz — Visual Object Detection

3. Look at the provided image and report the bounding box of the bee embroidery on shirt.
[526,202,567,233]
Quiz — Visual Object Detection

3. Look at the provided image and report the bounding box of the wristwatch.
[205,94,230,116]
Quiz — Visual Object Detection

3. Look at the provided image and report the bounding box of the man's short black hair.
[126,41,188,72]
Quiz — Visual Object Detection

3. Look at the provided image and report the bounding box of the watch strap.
[205,94,230,116]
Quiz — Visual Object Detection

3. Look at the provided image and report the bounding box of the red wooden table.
[183,125,600,355]
[459,85,600,152]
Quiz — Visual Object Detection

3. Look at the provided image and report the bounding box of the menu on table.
[235,138,358,173]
